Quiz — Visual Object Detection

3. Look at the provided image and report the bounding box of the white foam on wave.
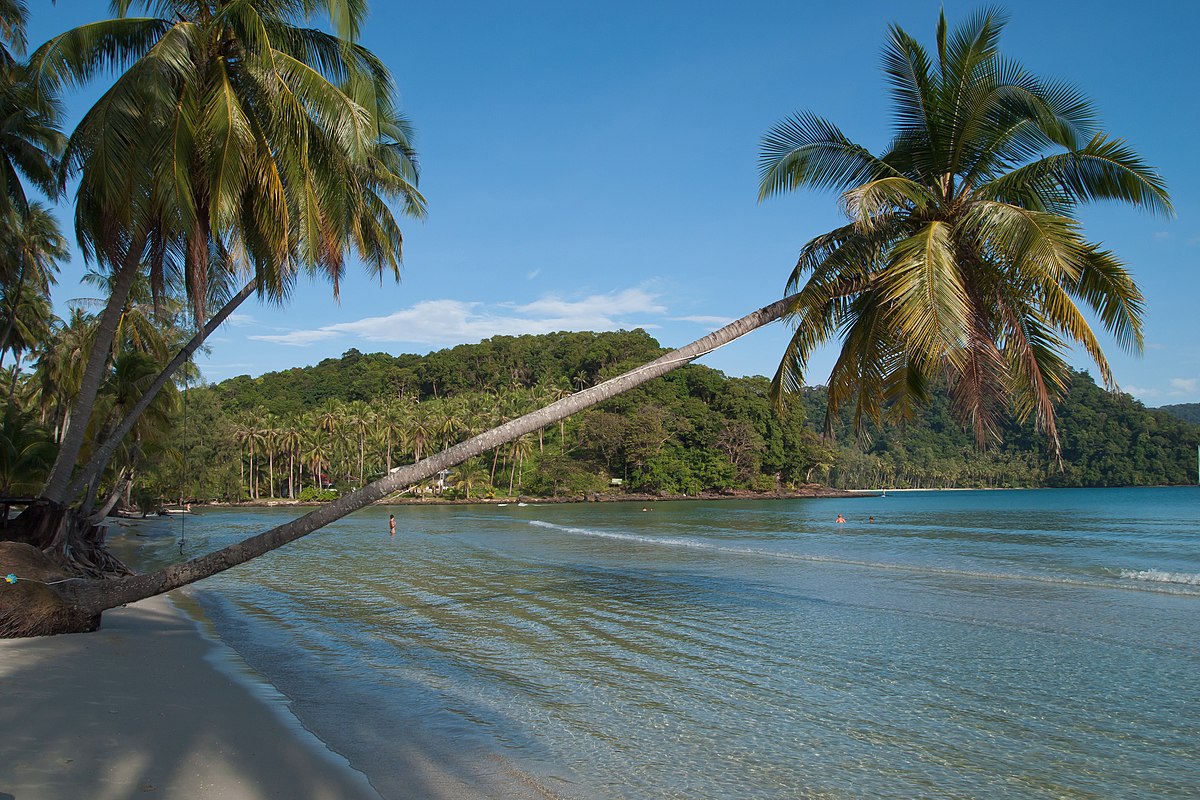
[527,520,1200,598]
[1119,569,1200,586]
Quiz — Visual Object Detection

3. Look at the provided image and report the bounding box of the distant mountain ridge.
[1158,403,1200,425]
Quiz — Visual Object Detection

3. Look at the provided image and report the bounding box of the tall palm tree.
[344,400,371,487]
[377,397,406,473]
[0,203,66,368]
[758,9,1170,456]
[29,0,412,506]
[261,415,280,498]
[0,280,51,381]
[32,308,93,440]
[0,2,63,220]
[0,402,54,497]
[452,457,489,500]
[409,402,435,463]
[278,421,302,499]
[508,433,534,495]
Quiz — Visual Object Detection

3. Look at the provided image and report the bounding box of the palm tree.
[0,203,67,368]
[758,9,1170,457]
[234,419,264,500]
[377,398,406,473]
[261,415,280,498]
[508,434,534,495]
[78,349,179,518]
[29,0,416,506]
[0,6,63,220]
[0,281,51,388]
[344,401,372,487]
[315,400,345,487]
[13,295,795,636]
[0,402,54,498]
[409,402,435,463]
[277,421,302,499]
[301,427,329,492]
[452,457,489,500]
[32,308,92,440]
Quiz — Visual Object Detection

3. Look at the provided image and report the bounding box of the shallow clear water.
[124,487,1200,799]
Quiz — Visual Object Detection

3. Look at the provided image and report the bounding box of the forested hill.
[1159,403,1200,425]
[161,330,1200,504]
[216,330,668,417]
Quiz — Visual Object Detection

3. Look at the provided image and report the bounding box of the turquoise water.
[124,488,1200,799]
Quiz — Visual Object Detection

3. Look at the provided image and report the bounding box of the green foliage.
[166,332,1200,501]
[759,9,1170,459]
[0,402,55,494]
[1159,403,1200,426]
[297,487,338,502]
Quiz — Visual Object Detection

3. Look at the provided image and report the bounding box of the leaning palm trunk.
[65,279,258,500]
[40,253,143,504]
[4,294,794,637]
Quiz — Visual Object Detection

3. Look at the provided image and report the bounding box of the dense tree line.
[1159,403,1200,426]
[138,331,1200,504]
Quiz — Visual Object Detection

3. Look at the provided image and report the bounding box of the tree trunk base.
[0,503,135,637]
[1,501,134,579]
[0,542,102,637]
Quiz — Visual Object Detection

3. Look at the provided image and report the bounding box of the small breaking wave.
[1119,569,1200,586]
[528,520,1200,597]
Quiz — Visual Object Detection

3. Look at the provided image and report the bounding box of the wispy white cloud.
[1153,231,1170,240]
[508,288,665,324]
[671,314,733,327]
[1169,378,1197,395]
[225,313,258,328]
[526,269,541,280]
[197,362,256,376]
[1124,385,1160,399]
[250,329,342,346]
[253,288,669,348]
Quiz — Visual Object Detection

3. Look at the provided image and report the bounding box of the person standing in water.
[836,514,846,524]
[389,514,396,537]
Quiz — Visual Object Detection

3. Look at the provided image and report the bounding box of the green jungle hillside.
[147,330,1200,505]
[1159,403,1200,426]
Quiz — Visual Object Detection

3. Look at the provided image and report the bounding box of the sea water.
[123,487,1200,799]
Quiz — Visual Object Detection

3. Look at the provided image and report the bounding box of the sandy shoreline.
[1,592,554,800]
[0,594,381,799]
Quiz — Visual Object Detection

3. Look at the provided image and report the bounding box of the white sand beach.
[0,594,381,799]
[0,594,555,800]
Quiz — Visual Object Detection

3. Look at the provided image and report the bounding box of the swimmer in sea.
[836,514,846,524]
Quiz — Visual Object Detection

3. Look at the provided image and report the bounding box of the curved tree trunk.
[40,252,143,505]
[64,279,258,500]
[7,294,795,636]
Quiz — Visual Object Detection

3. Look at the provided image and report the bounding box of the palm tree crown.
[758,8,1171,456]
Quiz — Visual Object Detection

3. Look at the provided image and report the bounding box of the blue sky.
[27,1,1200,405]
